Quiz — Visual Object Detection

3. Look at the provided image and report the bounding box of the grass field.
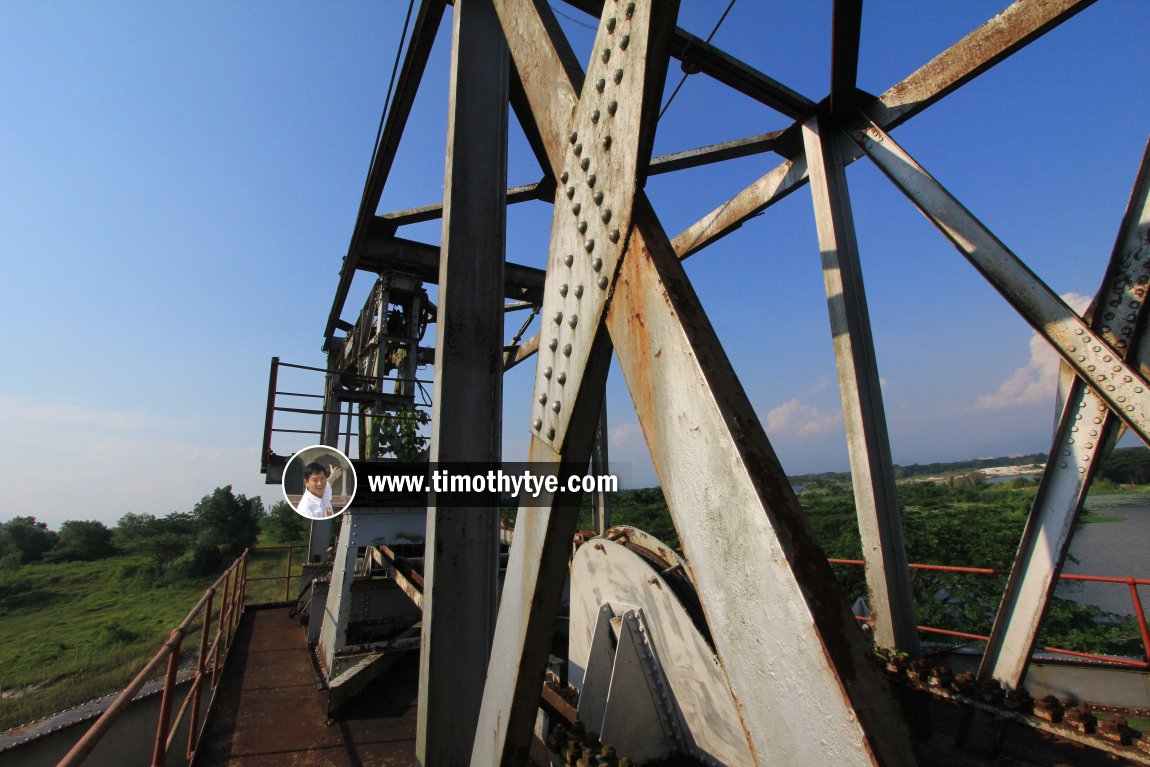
[0,544,305,733]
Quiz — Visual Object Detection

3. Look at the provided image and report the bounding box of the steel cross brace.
[979,140,1150,687]
[844,118,1150,447]
[472,1,916,765]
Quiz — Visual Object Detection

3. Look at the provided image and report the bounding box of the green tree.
[262,500,308,543]
[194,486,262,556]
[0,517,59,564]
[43,520,115,562]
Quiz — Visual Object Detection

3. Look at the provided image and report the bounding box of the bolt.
[602,135,612,150]
[601,48,611,63]
[619,34,630,50]
[574,284,584,298]
[578,221,588,234]
[563,255,573,268]
[574,142,583,156]
[533,419,542,431]
[566,186,575,199]
[592,258,602,271]
[539,393,548,405]
[613,68,623,83]
[601,209,612,223]
[569,131,578,144]
[553,311,563,324]
[573,203,582,216]
[606,17,616,33]
[544,366,553,379]
[609,229,620,243]
[595,78,605,93]
[557,372,567,384]
[585,239,595,252]
[591,109,600,123]
[549,339,559,351]
[598,276,609,290]
[552,401,562,413]
[594,191,604,205]
[560,170,569,183]
[581,157,591,171]
[568,314,578,328]
[563,343,572,357]
[588,173,597,187]
[607,100,617,115]
[625,2,635,18]
[547,427,555,439]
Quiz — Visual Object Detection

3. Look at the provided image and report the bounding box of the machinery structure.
[257,1,1150,764]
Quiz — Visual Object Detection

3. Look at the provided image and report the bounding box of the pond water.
[1055,494,1150,616]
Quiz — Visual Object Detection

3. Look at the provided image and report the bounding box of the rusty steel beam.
[325,0,449,344]
[475,1,916,764]
[671,0,1095,260]
[378,181,547,229]
[561,0,817,118]
[848,118,1150,445]
[802,114,919,655]
[416,0,508,762]
[979,139,1150,688]
[830,0,863,118]
[360,231,546,303]
[473,1,676,763]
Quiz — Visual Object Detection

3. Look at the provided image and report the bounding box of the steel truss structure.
[304,1,1149,764]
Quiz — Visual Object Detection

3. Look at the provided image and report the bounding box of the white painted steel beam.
[803,115,918,654]
[980,140,1150,688]
[416,0,508,763]
[848,118,1150,446]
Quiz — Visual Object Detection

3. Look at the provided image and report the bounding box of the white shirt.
[297,484,334,519]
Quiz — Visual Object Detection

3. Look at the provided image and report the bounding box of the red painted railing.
[830,558,1150,668]
[58,551,249,767]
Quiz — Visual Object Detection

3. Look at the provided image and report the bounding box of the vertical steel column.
[415,0,508,762]
[591,400,611,534]
[309,341,342,562]
[802,115,918,654]
[979,141,1150,687]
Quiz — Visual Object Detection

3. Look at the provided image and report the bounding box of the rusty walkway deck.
[196,607,418,767]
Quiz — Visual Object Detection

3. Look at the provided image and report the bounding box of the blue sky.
[2,2,1147,527]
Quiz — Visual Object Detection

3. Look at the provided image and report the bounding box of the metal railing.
[244,544,307,602]
[830,558,1150,668]
[58,551,249,767]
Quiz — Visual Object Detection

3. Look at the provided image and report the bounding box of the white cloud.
[974,292,1092,411]
[766,398,841,438]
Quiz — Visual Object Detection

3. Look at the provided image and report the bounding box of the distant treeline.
[0,488,307,577]
[788,447,1150,486]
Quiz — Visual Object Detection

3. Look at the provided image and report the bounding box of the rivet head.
[593,191,604,205]
[613,68,623,83]
[559,282,569,294]
[584,239,595,253]
[544,366,552,379]
[549,338,559,351]
[563,344,572,357]
[565,186,575,199]
[547,427,555,440]
[620,34,630,50]
[538,393,548,405]
[563,255,573,268]
[609,229,620,243]
[591,109,600,123]
[557,372,567,385]
[560,170,569,183]
[598,276,609,289]
[592,257,603,271]
[553,311,563,324]
[568,315,578,328]
[572,203,582,215]
[533,418,542,431]
[578,221,587,234]
[574,143,582,156]
[569,131,578,144]
[625,2,635,17]
[607,100,617,115]
[602,135,612,150]
[596,78,605,93]
[588,174,597,187]
[552,401,562,413]
[601,49,610,63]
[581,157,591,171]
[606,17,617,33]
[601,209,612,223]
[574,284,584,298]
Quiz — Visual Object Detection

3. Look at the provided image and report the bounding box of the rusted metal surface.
[671,0,1093,260]
[980,139,1150,688]
[848,118,1150,445]
[802,114,918,654]
[416,0,507,761]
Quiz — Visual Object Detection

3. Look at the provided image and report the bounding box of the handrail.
[58,551,249,767]
[830,558,1150,668]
